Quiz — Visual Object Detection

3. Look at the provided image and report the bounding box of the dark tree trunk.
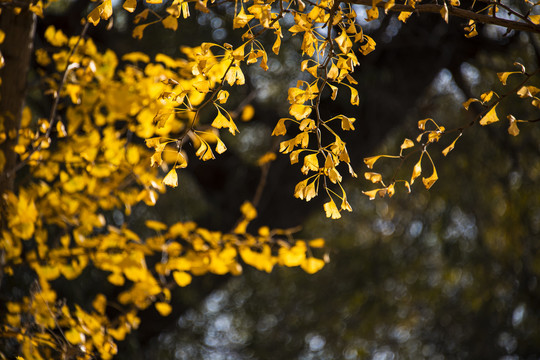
[0,5,35,195]
[0,4,36,288]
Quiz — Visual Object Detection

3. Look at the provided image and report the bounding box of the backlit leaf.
[479,105,499,126]
[173,271,192,287]
[155,302,172,316]
[123,0,137,12]
[364,155,382,169]
[301,257,325,274]
[289,104,312,120]
[422,166,438,189]
[162,15,178,30]
[163,169,178,187]
[364,172,383,183]
[410,156,422,185]
[323,200,341,219]
[507,115,520,136]
[497,71,519,85]
[400,138,414,150]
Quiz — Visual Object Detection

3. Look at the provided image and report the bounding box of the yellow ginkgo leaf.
[480,91,497,103]
[303,180,318,201]
[349,86,359,106]
[462,98,480,110]
[301,153,319,174]
[479,104,499,126]
[145,220,167,231]
[101,0,113,19]
[215,138,227,154]
[193,80,210,93]
[240,201,257,220]
[289,104,312,120]
[507,115,520,136]
[398,11,412,22]
[364,172,383,183]
[155,302,172,316]
[362,188,386,200]
[360,35,376,55]
[422,167,438,189]
[417,118,432,130]
[340,115,355,131]
[294,179,308,199]
[173,271,192,287]
[272,118,288,136]
[211,111,230,130]
[410,156,422,185]
[162,15,178,30]
[163,169,178,187]
[308,238,325,248]
[400,138,415,150]
[529,14,540,24]
[341,196,353,211]
[233,5,254,29]
[497,71,519,85]
[132,24,150,39]
[335,31,353,53]
[442,134,461,156]
[88,6,102,26]
[301,257,325,274]
[123,0,137,12]
[65,328,83,345]
[364,155,382,169]
[154,109,172,128]
[323,200,341,219]
[387,183,395,197]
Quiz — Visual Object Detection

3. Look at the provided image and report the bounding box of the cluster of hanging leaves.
[2,0,540,358]
[88,0,540,218]
[0,22,327,360]
[363,62,540,199]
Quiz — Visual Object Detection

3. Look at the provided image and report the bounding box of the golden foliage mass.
[1,0,540,358]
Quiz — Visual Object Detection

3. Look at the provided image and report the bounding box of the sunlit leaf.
[398,11,412,22]
[507,115,520,136]
[301,153,319,174]
[123,0,137,12]
[362,188,387,200]
[301,257,325,274]
[400,138,415,150]
[289,104,312,120]
[364,172,383,183]
[308,238,325,248]
[422,166,438,189]
[173,271,192,287]
[442,134,461,156]
[163,169,178,187]
[132,24,150,39]
[479,104,499,126]
[162,15,178,30]
[323,200,341,219]
[155,302,172,316]
[410,156,422,185]
[497,71,519,85]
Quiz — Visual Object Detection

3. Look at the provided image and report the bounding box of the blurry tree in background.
[1,0,540,358]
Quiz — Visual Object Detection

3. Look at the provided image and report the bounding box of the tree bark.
[0,4,36,289]
[0,5,36,195]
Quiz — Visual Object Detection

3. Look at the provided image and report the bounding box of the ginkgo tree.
[1,0,539,358]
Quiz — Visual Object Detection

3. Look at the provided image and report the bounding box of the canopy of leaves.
[0,0,539,358]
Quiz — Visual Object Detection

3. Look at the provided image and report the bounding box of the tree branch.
[346,0,540,34]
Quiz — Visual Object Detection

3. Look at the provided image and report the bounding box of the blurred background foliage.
[24,0,540,358]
